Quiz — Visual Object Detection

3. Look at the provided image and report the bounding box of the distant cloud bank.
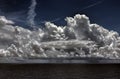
[0,14,120,59]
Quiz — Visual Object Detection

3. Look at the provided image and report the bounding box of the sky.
[0,0,120,32]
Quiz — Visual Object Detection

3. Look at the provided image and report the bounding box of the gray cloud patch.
[27,0,37,29]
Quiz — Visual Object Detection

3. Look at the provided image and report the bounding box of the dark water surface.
[0,64,119,79]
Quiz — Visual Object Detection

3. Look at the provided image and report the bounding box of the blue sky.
[0,0,120,32]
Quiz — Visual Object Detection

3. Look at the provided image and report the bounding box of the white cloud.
[0,16,14,26]
[0,14,120,59]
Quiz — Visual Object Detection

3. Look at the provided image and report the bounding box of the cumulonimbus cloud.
[0,14,120,59]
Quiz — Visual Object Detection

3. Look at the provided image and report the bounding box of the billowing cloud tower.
[0,14,120,59]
